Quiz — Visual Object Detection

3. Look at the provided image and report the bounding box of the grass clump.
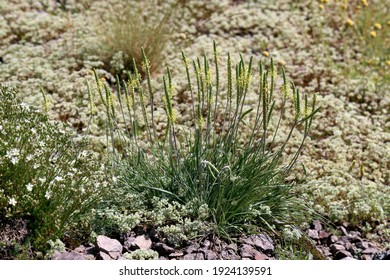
[90,0,176,77]
[0,85,106,256]
[93,42,319,240]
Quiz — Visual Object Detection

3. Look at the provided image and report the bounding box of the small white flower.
[45,191,51,199]
[54,176,64,182]
[38,177,46,184]
[9,197,17,206]
[26,154,34,161]
[11,157,19,164]
[26,183,34,192]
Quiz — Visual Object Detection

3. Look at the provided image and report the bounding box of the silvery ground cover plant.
[0,0,389,260]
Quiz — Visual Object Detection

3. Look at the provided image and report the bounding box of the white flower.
[45,191,51,199]
[26,183,34,192]
[26,154,34,161]
[9,197,17,206]
[38,177,46,184]
[11,157,19,164]
[54,176,64,182]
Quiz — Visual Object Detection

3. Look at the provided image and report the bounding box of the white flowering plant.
[0,85,106,252]
[93,43,320,239]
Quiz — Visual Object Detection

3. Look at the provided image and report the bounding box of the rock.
[52,251,87,260]
[330,244,345,254]
[185,244,200,254]
[327,235,338,245]
[361,254,372,260]
[312,220,322,231]
[318,230,330,241]
[340,257,355,260]
[347,231,361,242]
[135,235,152,250]
[362,247,378,254]
[201,240,211,248]
[74,245,86,254]
[334,250,353,260]
[240,244,256,258]
[254,251,269,260]
[169,251,184,258]
[153,243,175,255]
[226,243,238,251]
[124,236,138,251]
[159,256,168,260]
[96,235,123,260]
[184,252,204,260]
[307,229,319,240]
[252,234,274,254]
[356,241,370,250]
[205,250,218,260]
[98,251,113,260]
[339,226,348,236]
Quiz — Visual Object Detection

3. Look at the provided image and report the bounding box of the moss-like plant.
[93,42,319,239]
[0,85,106,253]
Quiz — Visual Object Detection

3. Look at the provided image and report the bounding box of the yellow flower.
[278,59,286,66]
[374,23,382,30]
[387,21,390,26]
[369,31,377,38]
[346,18,354,26]
[262,51,270,57]
[361,0,368,7]
[386,60,390,66]
[319,4,324,10]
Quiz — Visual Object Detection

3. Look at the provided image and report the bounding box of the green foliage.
[91,0,176,77]
[124,249,159,260]
[93,42,319,239]
[0,85,106,251]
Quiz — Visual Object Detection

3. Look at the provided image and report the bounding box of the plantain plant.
[92,42,319,239]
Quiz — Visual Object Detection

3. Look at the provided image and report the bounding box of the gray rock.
[307,229,319,240]
[362,247,378,254]
[74,245,86,254]
[226,243,238,251]
[124,236,138,251]
[254,251,269,260]
[252,234,274,254]
[52,251,87,260]
[334,250,353,260]
[135,235,152,250]
[312,220,322,231]
[169,251,184,258]
[205,250,218,260]
[96,235,123,259]
[339,226,349,236]
[327,235,338,245]
[99,251,113,260]
[318,230,330,241]
[361,254,372,260]
[201,240,211,248]
[183,252,204,260]
[330,244,346,254]
[240,244,255,258]
[340,257,355,260]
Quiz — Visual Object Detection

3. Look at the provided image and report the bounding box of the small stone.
[307,229,319,240]
[356,241,369,250]
[96,235,123,259]
[205,250,218,260]
[185,244,200,254]
[327,235,338,245]
[135,235,152,250]
[252,234,274,254]
[159,256,168,260]
[362,247,378,254]
[184,252,204,260]
[99,251,113,260]
[361,254,372,260]
[52,251,87,260]
[330,244,346,254]
[226,243,238,251]
[312,220,322,231]
[318,231,330,241]
[74,245,86,254]
[254,251,269,260]
[334,250,353,260]
[340,257,355,260]
[201,240,211,248]
[169,251,184,258]
[124,236,138,251]
[339,226,348,236]
[240,244,255,258]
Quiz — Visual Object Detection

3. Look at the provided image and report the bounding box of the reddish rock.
[334,250,353,260]
[330,244,346,254]
[312,220,322,231]
[307,229,319,240]
[135,235,152,250]
[52,251,87,260]
[96,235,123,260]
